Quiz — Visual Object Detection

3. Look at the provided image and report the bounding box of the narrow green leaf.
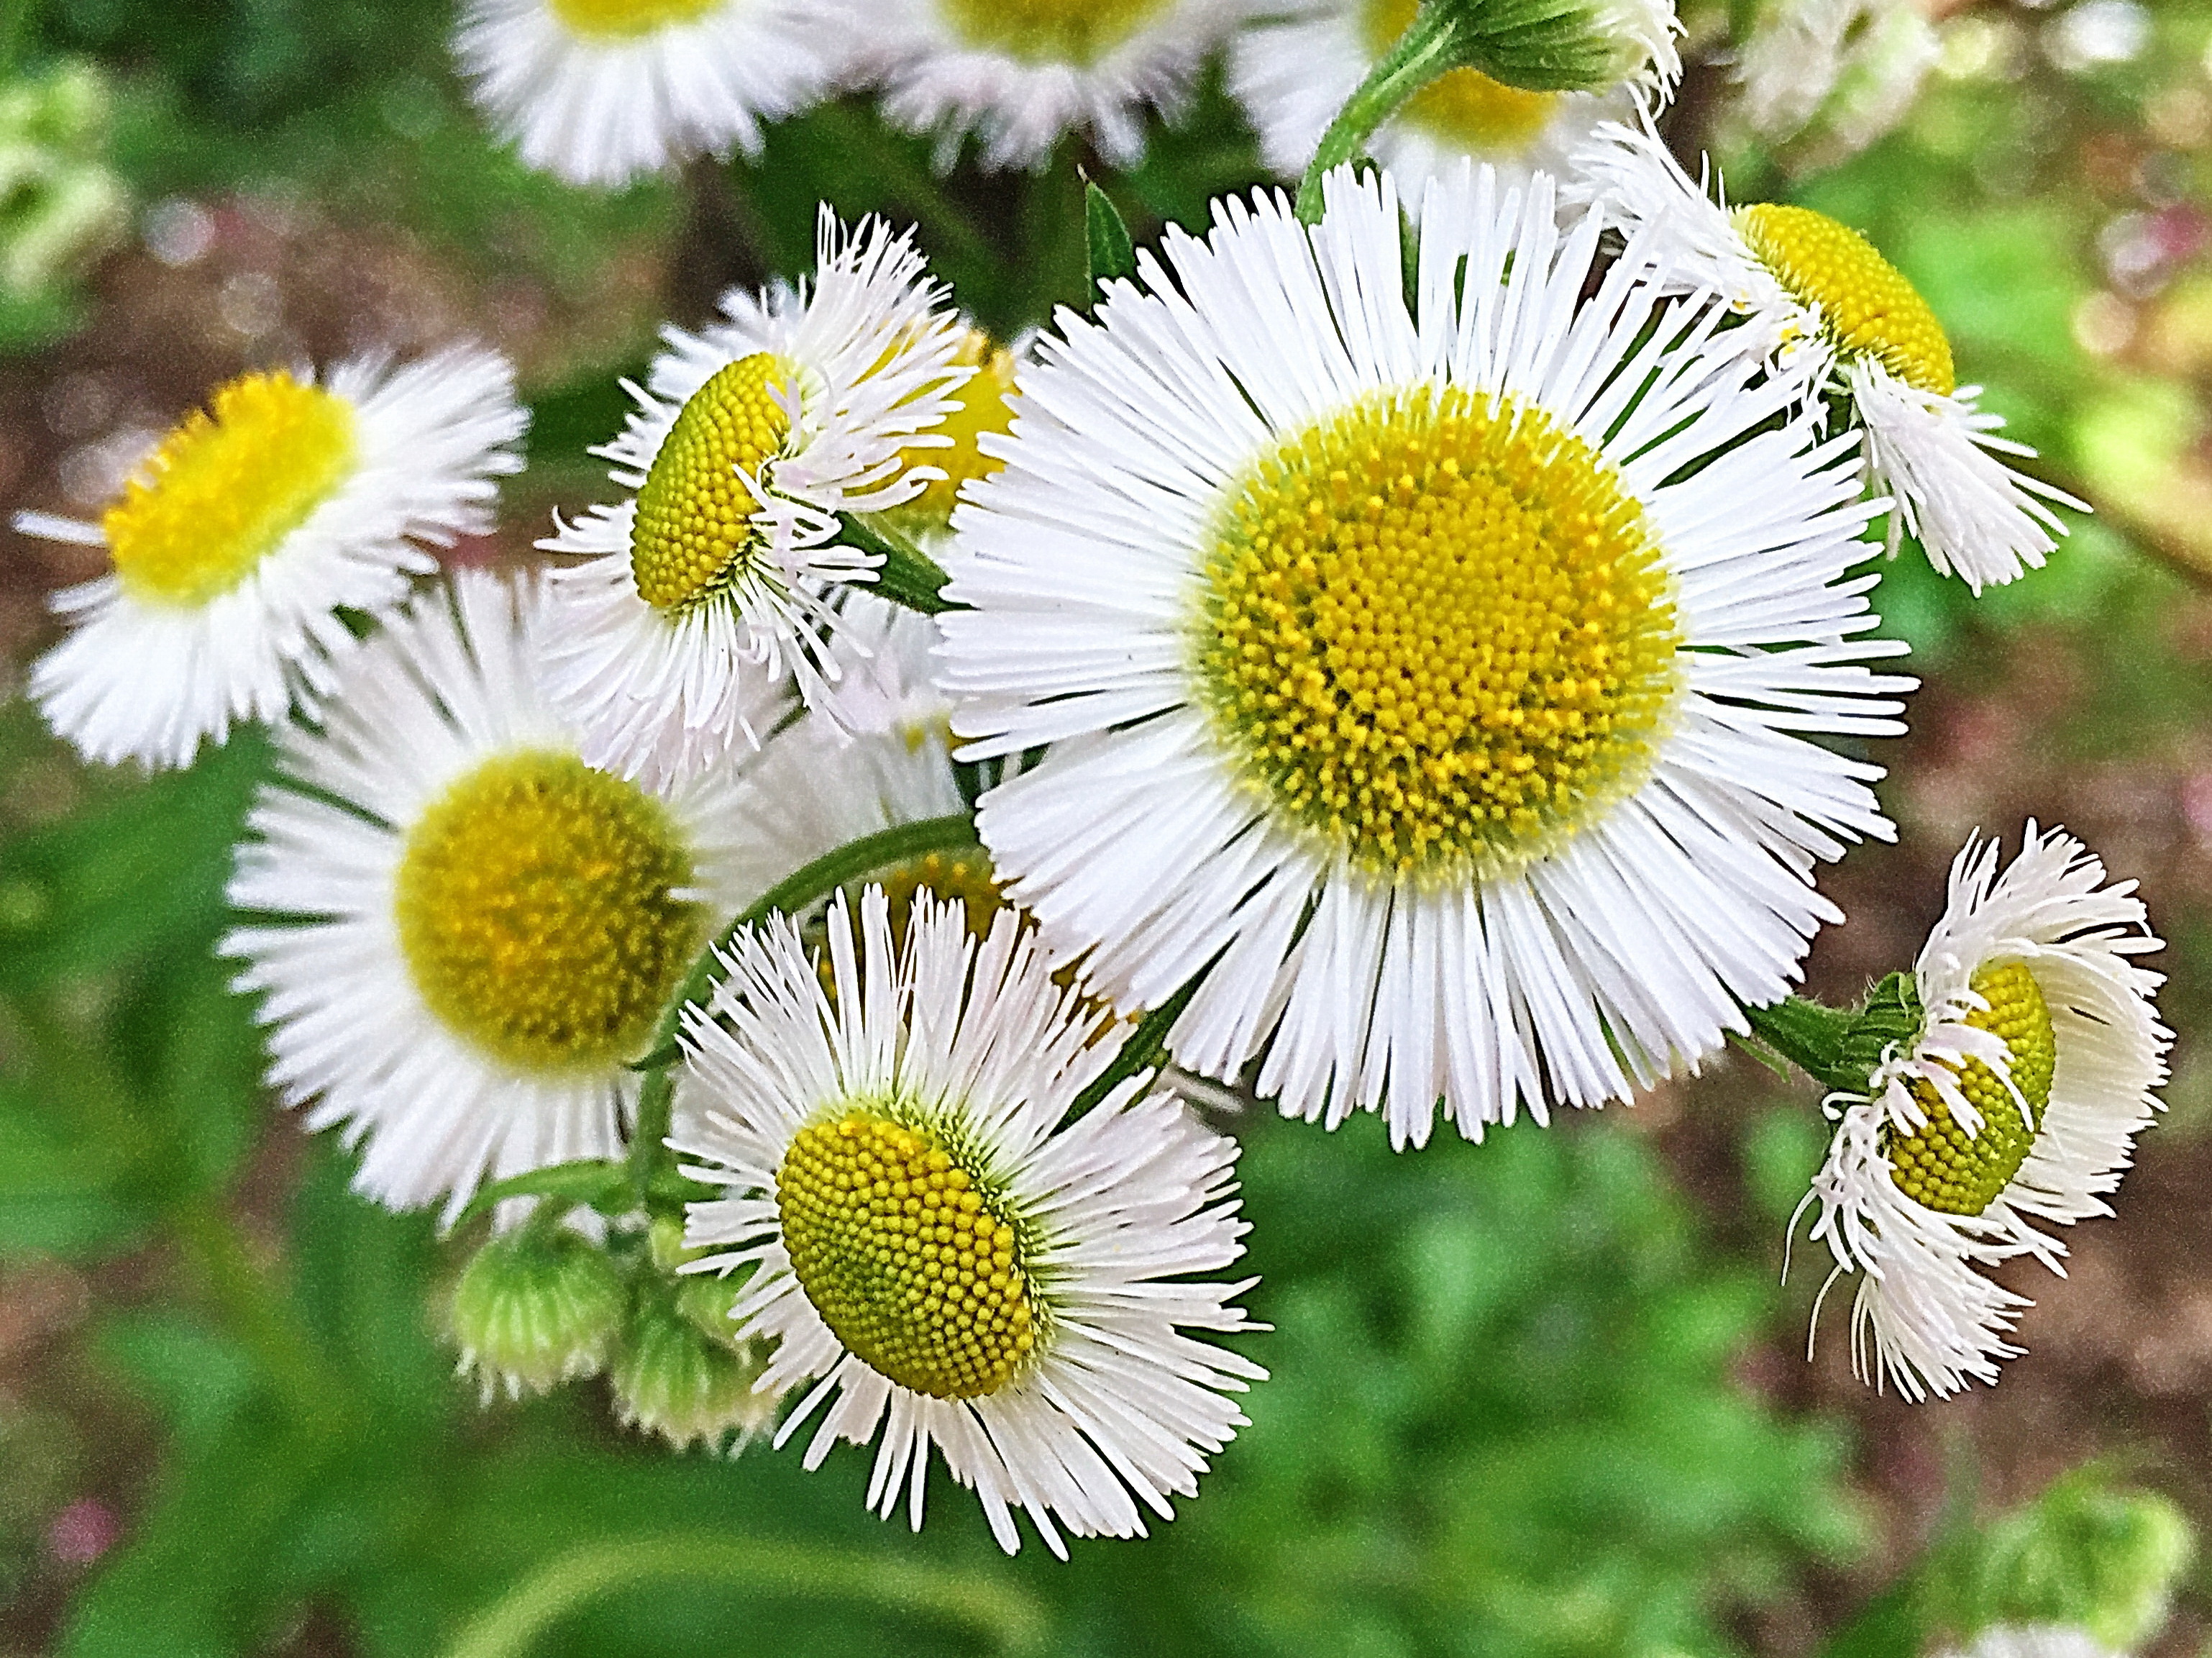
[1084,178,1137,305]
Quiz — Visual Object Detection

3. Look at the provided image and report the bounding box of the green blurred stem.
[1742,996,1860,1096]
[170,1196,352,1435]
[445,1531,1047,1658]
[1297,0,1464,223]
[625,812,983,1203]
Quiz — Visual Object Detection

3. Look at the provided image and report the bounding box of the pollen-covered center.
[1196,384,1683,880]
[893,331,1018,527]
[1887,961,2058,1216]
[1733,203,1956,396]
[778,1109,1038,1400]
[394,750,705,1072]
[1364,0,1562,151]
[547,0,720,40]
[631,352,795,614]
[104,370,356,608]
[937,0,1173,64]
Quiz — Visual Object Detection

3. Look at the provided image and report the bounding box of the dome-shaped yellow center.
[1887,961,2058,1216]
[778,1110,1039,1399]
[1733,204,1956,396]
[547,0,720,40]
[1363,0,1563,152]
[892,331,1018,527]
[631,352,795,615]
[1195,384,1683,882]
[394,750,704,1072]
[104,370,357,609]
[936,0,1173,65]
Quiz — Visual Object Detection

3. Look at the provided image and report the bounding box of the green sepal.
[1083,177,1138,306]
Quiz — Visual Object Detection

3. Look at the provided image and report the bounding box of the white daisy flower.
[1230,0,1636,203]
[1939,1626,2126,1658]
[539,209,969,791]
[675,888,1262,1555]
[16,345,524,771]
[1732,0,1936,163]
[938,163,1911,1147]
[856,0,1244,173]
[1574,120,2083,592]
[224,570,759,1221]
[452,0,846,188]
[1801,824,2169,1401]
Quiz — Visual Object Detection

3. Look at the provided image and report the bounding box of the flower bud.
[1438,0,1681,96]
[608,1275,779,1454]
[447,1224,626,1401]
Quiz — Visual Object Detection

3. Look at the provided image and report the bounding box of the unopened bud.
[1440,0,1681,96]
[448,1224,626,1401]
[608,1276,779,1454]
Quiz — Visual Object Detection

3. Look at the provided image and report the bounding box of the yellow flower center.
[103,370,356,609]
[936,0,1174,65]
[1363,0,1563,152]
[547,0,721,41]
[394,750,705,1072]
[1732,204,1956,396]
[1195,384,1683,882]
[631,352,795,614]
[892,332,1018,527]
[813,851,1007,1001]
[778,1110,1039,1399]
[1887,962,2058,1216]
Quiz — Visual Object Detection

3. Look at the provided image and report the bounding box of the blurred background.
[1,0,2211,1653]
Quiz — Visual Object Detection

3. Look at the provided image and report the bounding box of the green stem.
[1297,0,1467,223]
[804,102,996,272]
[445,1532,1048,1658]
[842,514,956,616]
[170,1197,352,1436]
[1074,975,1202,1116]
[626,813,983,1203]
[1742,996,1860,1096]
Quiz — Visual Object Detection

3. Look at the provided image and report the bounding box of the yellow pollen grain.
[936,0,1173,65]
[892,331,1018,527]
[103,370,356,609]
[1886,961,2058,1217]
[631,352,795,614]
[394,750,704,1072]
[1733,203,1956,396]
[1195,383,1683,882]
[547,0,719,40]
[777,1109,1039,1399]
[1363,0,1562,151]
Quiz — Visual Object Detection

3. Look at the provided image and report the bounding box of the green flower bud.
[447,1224,626,1402]
[1432,0,1681,95]
[608,1275,778,1454]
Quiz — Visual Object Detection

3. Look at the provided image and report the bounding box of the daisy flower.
[938,163,1911,1147]
[453,0,846,188]
[225,570,759,1221]
[675,888,1262,1556]
[1230,0,1637,204]
[1574,120,2083,591]
[17,345,524,770]
[1801,824,2168,1400]
[539,209,969,789]
[856,0,1244,173]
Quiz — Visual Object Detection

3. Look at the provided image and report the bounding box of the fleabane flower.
[1801,824,2169,1401]
[1574,121,2083,592]
[1230,0,1636,203]
[453,0,845,188]
[540,209,969,790]
[939,163,1911,1146]
[1732,0,1937,167]
[675,888,1262,1556]
[225,570,764,1221]
[856,0,1244,172]
[16,345,524,770]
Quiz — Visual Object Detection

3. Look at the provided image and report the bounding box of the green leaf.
[1084,178,1137,305]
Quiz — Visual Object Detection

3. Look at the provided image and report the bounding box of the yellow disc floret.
[103,370,357,609]
[892,331,1018,527]
[547,0,719,40]
[394,750,704,1072]
[1195,384,1683,881]
[1887,961,2058,1216]
[814,852,1008,1003]
[631,352,795,614]
[778,1109,1040,1400]
[936,0,1173,65]
[1364,0,1563,152]
[1733,204,1955,396]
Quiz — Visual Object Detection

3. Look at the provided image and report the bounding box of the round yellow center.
[394,751,704,1072]
[936,0,1172,64]
[104,370,356,609]
[1733,204,1956,396]
[631,352,795,614]
[1364,0,1563,151]
[547,0,720,41]
[778,1110,1038,1400]
[892,332,1018,527]
[1887,962,2058,1216]
[1195,385,1683,881]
